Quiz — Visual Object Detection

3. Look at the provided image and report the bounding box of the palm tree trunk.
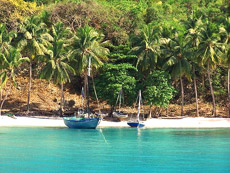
[228,67,230,118]
[0,88,2,102]
[109,105,115,117]
[202,74,205,89]
[60,83,64,116]
[193,67,199,117]
[27,61,32,113]
[165,107,168,117]
[180,76,184,117]
[207,62,216,117]
[0,83,12,116]
[148,102,153,119]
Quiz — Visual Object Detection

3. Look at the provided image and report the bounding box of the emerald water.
[0,128,230,172]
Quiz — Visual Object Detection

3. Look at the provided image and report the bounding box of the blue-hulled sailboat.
[63,116,100,129]
[63,57,101,129]
[127,90,145,128]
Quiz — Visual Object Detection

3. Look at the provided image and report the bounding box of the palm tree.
[40,22,75,116]
[17,16,53,113]
[219,17,230,117]
[70,26,109,96]
[197,21,222,117]
[0,47,29,116]
[0,23,16,51]
[131,24,161,74]
[185,14,203,117]
[163,34,191,117]
[131,24,163,118]
[0,23,16,101]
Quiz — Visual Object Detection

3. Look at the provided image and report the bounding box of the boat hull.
[63,117,100,129]
[127,122,145,128]
[112,111,128,121]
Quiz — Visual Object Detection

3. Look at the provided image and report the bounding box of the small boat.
[127,121,145,128]
[63,116,100,129]
[127,90,145,128]
[112,87,128,121]
[63,57,101,129]
[112,111,128,121]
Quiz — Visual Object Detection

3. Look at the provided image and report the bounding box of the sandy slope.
[2,77,228,118]
[0,116,230,128]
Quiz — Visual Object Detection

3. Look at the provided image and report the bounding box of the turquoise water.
[0,128,230,173]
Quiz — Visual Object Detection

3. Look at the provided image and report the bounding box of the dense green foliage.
[143,71,175,108]
[39,22,75,84]
[1,0,230,116]
[0,0,41,30]
[95,63,137,107]
[0,47,29,88]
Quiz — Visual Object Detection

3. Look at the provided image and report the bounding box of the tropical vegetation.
[0,0,230,117]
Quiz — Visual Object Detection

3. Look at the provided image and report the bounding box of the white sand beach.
[0,116,230,128]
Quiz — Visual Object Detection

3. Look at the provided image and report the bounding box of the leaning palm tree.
[197,21,222,117]
[40,22,75,116]
[163,34,191,117]
[131,24,161,74]
[219,17,230,117]
[70,26,109,95]
[0,47,29,116]
[17,16,53,113]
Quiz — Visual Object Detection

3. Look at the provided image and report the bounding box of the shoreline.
[1,116,230,128]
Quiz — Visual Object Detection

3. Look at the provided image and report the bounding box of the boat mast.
[81,87,84,110]
[137,90,141,122]
[87,57,91,118]
[119,87,122,113]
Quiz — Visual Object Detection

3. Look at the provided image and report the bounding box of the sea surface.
[0,127,230,173]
